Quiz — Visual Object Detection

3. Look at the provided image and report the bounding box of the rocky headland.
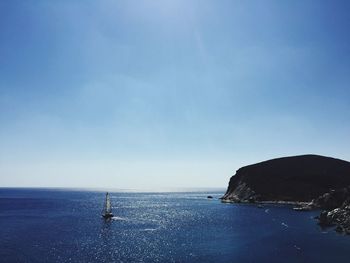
[222,154,350,234]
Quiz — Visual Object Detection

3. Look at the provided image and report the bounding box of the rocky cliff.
[313,187,350,234]
[222,155,350,203]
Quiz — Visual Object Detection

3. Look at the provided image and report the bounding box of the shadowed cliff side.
[222,155,350,203]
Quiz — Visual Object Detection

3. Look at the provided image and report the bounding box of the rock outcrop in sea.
[313,187,350,234]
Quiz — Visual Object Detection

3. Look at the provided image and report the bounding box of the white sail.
[106,193,112,213]
[102,192,113,218]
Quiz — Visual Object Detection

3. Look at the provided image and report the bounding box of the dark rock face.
[312,187,350,210]
[314,187,350,234]
[222,155,350,203]
[318,206,350,234]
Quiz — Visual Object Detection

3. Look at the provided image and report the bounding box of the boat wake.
[112,216,127,221]
[142,228,158,231]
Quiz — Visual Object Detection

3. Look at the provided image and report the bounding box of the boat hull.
[102,213,114,219]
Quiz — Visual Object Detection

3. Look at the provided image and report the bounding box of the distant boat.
[102,192,114,219]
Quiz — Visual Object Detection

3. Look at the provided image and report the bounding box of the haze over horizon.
[1,0,350,189]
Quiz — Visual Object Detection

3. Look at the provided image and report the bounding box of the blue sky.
[1,0,350,189]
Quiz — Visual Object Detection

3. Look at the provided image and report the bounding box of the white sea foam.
[294,245,301,250]
[281,222,289,228]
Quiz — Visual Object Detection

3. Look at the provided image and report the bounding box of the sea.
[1,188,350,263]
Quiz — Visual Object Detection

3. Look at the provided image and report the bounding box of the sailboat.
[102,192,114,219]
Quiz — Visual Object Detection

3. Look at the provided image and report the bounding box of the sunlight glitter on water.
[1,189,350,263]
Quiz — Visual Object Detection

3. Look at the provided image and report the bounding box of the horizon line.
[0,186,227,193]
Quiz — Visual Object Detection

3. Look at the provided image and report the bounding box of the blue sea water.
[0,189,350,263]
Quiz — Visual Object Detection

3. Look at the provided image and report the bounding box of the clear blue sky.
[1,0,350,189]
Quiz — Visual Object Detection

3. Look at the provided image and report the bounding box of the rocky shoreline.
[312,187,350,234]
[221,198,309,206]
[222,187,350,235]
